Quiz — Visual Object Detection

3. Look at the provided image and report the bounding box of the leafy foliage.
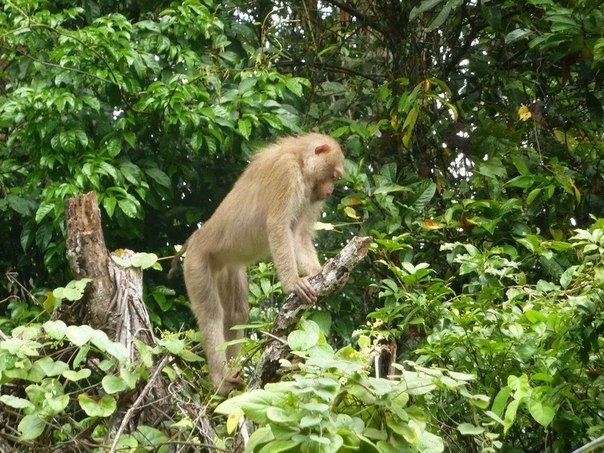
[216,319,491,452]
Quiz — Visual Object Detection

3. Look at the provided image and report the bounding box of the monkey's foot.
[216,370,244,396]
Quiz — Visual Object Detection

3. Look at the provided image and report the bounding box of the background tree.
[1,0,602,451]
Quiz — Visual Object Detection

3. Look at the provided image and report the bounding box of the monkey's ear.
[314,144,331,154]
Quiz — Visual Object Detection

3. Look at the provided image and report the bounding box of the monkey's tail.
[167,241,188,279]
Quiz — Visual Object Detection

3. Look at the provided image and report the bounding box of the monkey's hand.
[292,277,318,303]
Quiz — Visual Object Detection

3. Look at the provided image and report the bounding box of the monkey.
[171,133,345,395]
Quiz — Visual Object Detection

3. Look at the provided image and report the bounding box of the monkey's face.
[306,137,345,202]
[312,164,345,201]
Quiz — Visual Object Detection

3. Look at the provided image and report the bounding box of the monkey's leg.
[185,259,232,393]
[220,265,249,360]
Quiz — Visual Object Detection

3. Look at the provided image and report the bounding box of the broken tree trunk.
[64,191,155,357]
[64,192,217,443]
[248,235,373,391]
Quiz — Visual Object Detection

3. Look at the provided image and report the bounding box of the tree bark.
[64,192,155,358]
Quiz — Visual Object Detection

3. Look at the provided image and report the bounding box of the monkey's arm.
[266,190,317,303]
[293,216,322,276]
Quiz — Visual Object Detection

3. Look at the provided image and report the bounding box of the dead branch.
[248,235,372,390]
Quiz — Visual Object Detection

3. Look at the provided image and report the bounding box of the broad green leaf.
[78,394,117,417]
[63,368,92,381]
[288,322,320,351]
[131,252,158,269]
[0,395,34,410]
[410,0,444,20]
[300,414,323,428]
[144,167,171,188]
[267,407,299,424]
[135,425,168,446]
[118,197,139,218]
[105,341,129,363]
[1,337,42,356]
[18,414,46,441]
[103,196,117,217]
[159,337,185,355]
[35,202,54,223]
[35,356,69,377]
[237,118,252,140]
[505,28,533,44]
[491,386,511,417]
[505,175,535,188]
[46,394,70,414]
[528,399,556,427]
[215,390,279,424]
[102,375,130,394]
[66,325,95,347]
[53,278,92,302]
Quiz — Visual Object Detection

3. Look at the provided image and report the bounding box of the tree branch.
[248,235,372,390]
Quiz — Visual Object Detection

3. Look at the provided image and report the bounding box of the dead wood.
[248,235,373,390]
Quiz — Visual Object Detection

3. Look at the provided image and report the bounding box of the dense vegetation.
[1,0,602,451]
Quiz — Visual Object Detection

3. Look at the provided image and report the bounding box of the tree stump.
[64,192,155,358]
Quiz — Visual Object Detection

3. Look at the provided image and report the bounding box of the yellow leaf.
[226,410,244,434]
[423,219,444,229]
[518,105,532,121]
[344,206,360,219]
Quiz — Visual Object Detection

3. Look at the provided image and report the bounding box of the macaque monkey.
[172,133,345,395]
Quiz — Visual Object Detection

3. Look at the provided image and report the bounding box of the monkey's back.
[195,150,301,264]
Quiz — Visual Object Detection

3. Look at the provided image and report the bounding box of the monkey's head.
[304,134,345,202]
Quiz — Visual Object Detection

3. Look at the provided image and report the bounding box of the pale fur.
[180,133,344,395]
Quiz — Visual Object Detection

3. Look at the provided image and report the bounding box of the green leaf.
[427,0,461,32]
[528,399,556,427]
[35,356,69,377]
[215,390,279,424]
[505,28,533,44]
[505,175,535,188]
[1,337,42,356]
[288,321,320,351]
[78,394,117,417]
[130,252,158,269]
[35,202,55,223]
[60,130,77,152]
[43,320,67,340]
[118,197,139,218]
[491,386,510,417]
[102,375,130,394]
[246,427,276,451]
[144,167,171,188]
[66,325,95,347]
[103,196,117,217]
[63,368,92,381]
[135,425,169,446]
[267,407,299,424]
[410,0,444,20]
[159,337,185,355]
[0,395,35,410]
[53,278,92,302]
[105,341,130,363]
[285,77,305,97]
[46,394,70,414]
[238,118,252,140]
[18,414,46,441]
[413,181,436,210]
